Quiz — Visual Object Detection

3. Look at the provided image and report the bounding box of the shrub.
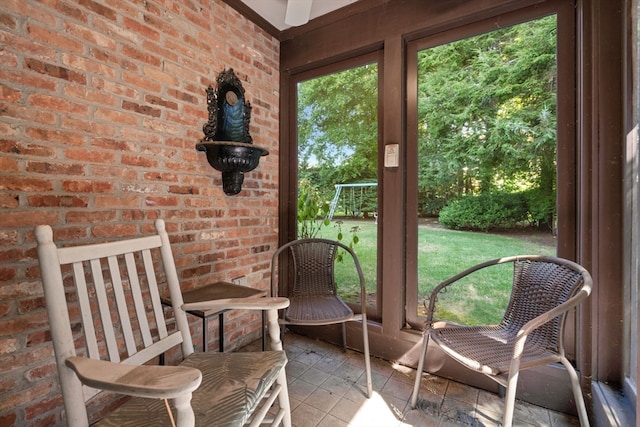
[438,191,529,231]
[524,187,556,231]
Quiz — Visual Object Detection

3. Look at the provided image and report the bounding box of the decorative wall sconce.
[196,69,269,195]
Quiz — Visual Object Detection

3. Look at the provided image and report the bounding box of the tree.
[297,63,379,203]
[417,15,557,227]
[296,16,558,229]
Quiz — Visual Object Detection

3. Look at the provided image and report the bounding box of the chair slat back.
[501,258,586,348]
[289,240,338,297]
[36,220,194,420]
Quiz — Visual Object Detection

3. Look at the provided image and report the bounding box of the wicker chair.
[410,255,592,427]
[36,219,291,427]
[271,238,373,398]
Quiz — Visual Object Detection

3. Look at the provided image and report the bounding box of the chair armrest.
[182,296,290,312]
[65,356,202,399]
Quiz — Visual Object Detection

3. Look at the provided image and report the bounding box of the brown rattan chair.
[36,219,291,427]
[271,238,373,398]
[410,255,592,427]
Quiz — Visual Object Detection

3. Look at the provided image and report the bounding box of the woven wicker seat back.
[500,259,584,350]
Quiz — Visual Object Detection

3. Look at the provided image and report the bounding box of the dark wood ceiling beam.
[280,0,547,72]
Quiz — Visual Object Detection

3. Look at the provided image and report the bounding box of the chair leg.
[361,318,373,398]
[276,370,292,427]
[341,322,347,352]
[502,371,520,427]
[560,357,590,427]
[173,393,195,427]
[410,332,430,409]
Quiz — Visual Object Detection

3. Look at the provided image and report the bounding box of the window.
[406,15,561,327]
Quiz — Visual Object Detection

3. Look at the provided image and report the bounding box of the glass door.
[293,54,381,318]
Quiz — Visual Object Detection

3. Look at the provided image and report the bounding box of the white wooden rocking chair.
[36,219,291,427]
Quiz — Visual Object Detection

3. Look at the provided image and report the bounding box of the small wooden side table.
[162,281,268,352]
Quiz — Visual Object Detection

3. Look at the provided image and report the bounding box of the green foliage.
[438,191,529,230]
[524,186,556,230]
[297,181,361,259]
[297,179,330,239]
[417,15,558,216]
[332,220,361,263]
[297,64,378,201]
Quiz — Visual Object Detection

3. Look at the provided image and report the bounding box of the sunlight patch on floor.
[345,391,412,427]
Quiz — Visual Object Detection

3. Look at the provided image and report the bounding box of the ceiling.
[239,0,359,31]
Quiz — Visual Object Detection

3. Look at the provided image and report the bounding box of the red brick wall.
[0,0,280,425]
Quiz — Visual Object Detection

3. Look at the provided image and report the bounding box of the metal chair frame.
[410,255,592,427]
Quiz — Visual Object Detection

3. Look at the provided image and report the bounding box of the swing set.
[328,183,378,220]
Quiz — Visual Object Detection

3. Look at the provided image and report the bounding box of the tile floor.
[244,332,581,427]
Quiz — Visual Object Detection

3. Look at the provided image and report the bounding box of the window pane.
[414,16,558,323]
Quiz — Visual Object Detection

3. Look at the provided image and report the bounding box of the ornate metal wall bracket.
[196,68,268,195]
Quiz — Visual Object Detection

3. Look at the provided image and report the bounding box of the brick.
[0,310,49,336]
[27,162,85,175]
[24,362,57,382]
[121,154,158,168]
[145,94,178,110]
[144,196,178,207]
[0,102,56,125]
[25,396,62,423]
[167,88,198,104]
[50,0,88,23]
[168,185,198,195]
[65,210,116,223]
[62,52,117,79]
[0,412,16,427]
[0,211,59,228]
[92,224,138,238]
[1,32,57,63]
[24,58,87,85]
[122,44,163,67]
[77,0,117,21]
[0,83,20,102]
[181,264,211,279]
[122,100,161,117]
[27,194,88,208]
[0,176,52,192]
[91,165,138,180]
[0,156,18,172]
[92,77,138,98]
[62,180,113,193]
[143,171,178,182]
[0,338,18,355]
[25,128,86,146]
[0,268,16,282]
[0,11,17,29]
[93,107,138,126]
[0,380,53,412]
[95,195,140,208]
[27,22,84,53]
[64,148,116,164]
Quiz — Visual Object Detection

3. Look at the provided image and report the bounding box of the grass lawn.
[317,219,556,325]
